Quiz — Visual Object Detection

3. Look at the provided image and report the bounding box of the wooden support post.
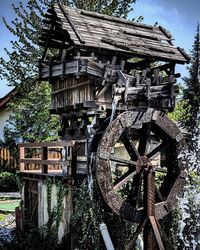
[0,148,3,166]
[71,142,80,184]
[143,168,165,250]
[42,147,48,174]
[143,168,156,250]
[71,147,77,184]
[19,147,25,172]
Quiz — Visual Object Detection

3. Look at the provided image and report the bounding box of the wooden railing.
[19,141,74,174]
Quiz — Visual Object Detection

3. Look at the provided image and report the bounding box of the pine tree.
[176,24,200,249]
[182,23,200,143]
[0,0,138,145]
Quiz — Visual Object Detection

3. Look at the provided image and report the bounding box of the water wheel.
[96,108,186,224]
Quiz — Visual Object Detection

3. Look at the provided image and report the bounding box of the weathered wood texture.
[51,75,94,110]
[41,59,178,113]
[39,4,190,63]
[19,140,88,175]
[96,108,186,222]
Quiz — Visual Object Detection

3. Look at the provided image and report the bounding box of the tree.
[0,0,139,146]
[173,24,200,249]
[181,23,200,143]
[71,0,136,19]
[0,0,138,89]
[0,0,140,246]
[4,82,59,144]
[3,82,59,163]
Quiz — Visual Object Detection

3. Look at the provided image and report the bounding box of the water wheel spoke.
[138,123,151,156]
[147,140,170,160]
[113,170,137,191]
[121,129,140,160]
[109,155,136,166]
[132,174,143,208]
[149,216,165,250]
[155,186,164,202]
[96,109,185,223]
[126,218,147,250]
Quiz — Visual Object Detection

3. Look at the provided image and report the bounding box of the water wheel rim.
[96,108,186,222]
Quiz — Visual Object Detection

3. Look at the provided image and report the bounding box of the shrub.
[0,172,19,192]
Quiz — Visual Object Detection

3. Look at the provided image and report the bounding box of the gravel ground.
[0,213,16,245]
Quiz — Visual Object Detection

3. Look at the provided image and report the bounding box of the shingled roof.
[39,3,190,64]
[0,88,17,110]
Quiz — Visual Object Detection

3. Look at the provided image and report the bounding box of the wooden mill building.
[18,2,190,247]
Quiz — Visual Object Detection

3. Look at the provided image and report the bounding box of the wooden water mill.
[18,2,190,249]
[96,108,186,249]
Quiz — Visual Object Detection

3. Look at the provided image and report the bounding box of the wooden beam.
[18,141,72,148]
[80,9,153,30]
[57,1,85,44]
[42,147,48,174]
[19,147,25,172]
[19,159,64,166]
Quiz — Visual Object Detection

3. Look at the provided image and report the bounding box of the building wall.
[0,109,11,142]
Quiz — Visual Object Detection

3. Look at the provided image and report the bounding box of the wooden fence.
[0,147,18,170]
[19,141,74,174]
[0,145,62,171]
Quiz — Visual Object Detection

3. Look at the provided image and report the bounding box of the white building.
[0,88,17,142]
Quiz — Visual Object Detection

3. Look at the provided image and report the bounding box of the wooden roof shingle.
[39,4,190,64]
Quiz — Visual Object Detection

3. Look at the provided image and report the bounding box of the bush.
[0,172,19,192]
[0,226,66,250]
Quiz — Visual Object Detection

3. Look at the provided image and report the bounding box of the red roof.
[0,88,17,109]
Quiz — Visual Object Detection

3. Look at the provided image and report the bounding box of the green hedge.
[0,172,19,192]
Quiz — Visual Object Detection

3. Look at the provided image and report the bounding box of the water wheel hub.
[136,156,151,173]
[96,108,186,222]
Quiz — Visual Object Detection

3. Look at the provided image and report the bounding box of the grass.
[0,200,20,212]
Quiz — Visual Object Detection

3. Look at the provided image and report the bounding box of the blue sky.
[0,0,199,97]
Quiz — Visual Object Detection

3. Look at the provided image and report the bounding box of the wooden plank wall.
[51,75,94,110]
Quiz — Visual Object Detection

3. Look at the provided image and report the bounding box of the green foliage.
[0,0,139,89]
[168,99,191,123]
[45,178,68,238]
[0,225,66,250]
[0,0,58,150]
[160,171,200,249]
[55,180,66,231]
[71,180,135,250]
[0,213,7,221]
[160,207,180,249]
[4,82,59,145]
[1,179,68,249]
[73,0,137,19]
[177,170,200,249]
[181,23,200,142]
[46,177,53,219]
[0,0,48,88]
[188,170,200,187]
[1,0,140,150]
[0,172,18,192]
[15,175,24,193]
[71,180,104,250]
